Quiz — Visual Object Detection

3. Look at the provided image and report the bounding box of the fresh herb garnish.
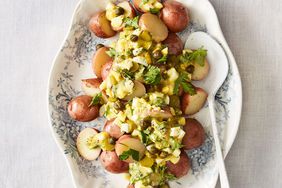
[156,55,167,63]
[106,48,116,58]
[141,0,149,4]
[124,16,139,29]
[140,131,149,145]
[150,8,160,14]
[173,72,196,95]
[180,47,207,66]
[89,93,102,106]
[121,69,134,79]
[119,149,140,161]
[144,65,161,85]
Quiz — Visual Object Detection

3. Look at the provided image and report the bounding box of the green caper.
[146,144,160,155]
[115,7,125,16]
[130,35,139,42]
[96,44,104,51]
[187,65,195,73]
[153,50,162,59]
[109,138,116,145]
[159,151,169,158]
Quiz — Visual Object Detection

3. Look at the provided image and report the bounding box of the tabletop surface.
[0,0,282,187]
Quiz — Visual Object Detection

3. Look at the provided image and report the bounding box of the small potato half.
[191,59,210,81]
[182,118,205,150]
[163,32,183,55]
[160,1,189,32]
[101,60,113,81]
[89,11,116,38]
[68,95,99,122]
[139,13,168,42]
[123,81,146,101]
[92,47,113,78]
[166,151,191,178]
[100,150,129,173]
[103,119,124,139]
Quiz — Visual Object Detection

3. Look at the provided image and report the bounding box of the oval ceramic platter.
[48,0,242,187]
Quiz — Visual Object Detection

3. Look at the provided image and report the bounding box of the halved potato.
[163,33,183,55]
[100,150,129,173]
[76,128,101,160]
[89,11,116,38]
[103,119,124,139]
[148,108,173,119]
[101,60,113,81]
[81,78,102,96]
[191,59,210,80]
[92,47,113,78]
[139,13,168,42]
[160,1,189,32]
[123,81,146,101]
[181,87,208,115]
[115,135,146,163]
[166,151,190,178]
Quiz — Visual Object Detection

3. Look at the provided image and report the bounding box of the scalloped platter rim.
[47,0,242,187]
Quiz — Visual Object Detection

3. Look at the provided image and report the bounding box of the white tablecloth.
[0,0,281,187]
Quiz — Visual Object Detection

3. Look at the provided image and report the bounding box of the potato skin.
[166,151,190,178]
[89,11,116,38]
[67,95,99,122]
[101,60,113,81]
[100,151,129,173]
[160,1,189,32]
[163,33,183,55]
[103,119,124,139]
[92,47,113,78]
[182,118,205,150]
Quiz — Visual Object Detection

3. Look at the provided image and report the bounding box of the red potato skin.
[166,151,191,178]
[101,61,113,80]
[92,47,113,78]
[163,33,183,55]
[160,1,189,32]
[127,184,135,188]
[182,118,205,150]
[103,119,124,139]
[82,78,102,88]
[89,11,116,38]
[100,151,129,173]
[68,95,99,122]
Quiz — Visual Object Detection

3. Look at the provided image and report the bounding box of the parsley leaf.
[140,131,149,144]
[150,8,160,14]
[89,93,102,106]
[106,48,116,58]
[124,16,139,29]
[119,149,140,161]
[144,65,161,85]
[121,69,134,80]
[173,72,195,95]
[180,47,207,66]
[156,55,167,63]
[181,82,196,95]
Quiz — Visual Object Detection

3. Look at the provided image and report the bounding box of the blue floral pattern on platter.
[48,4,235,186]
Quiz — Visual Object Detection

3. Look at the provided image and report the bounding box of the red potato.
[192,59,210,80]
[182,118,205,150]
[148,108,173,119]
[123,81,146,101]
[89,11,116,38]
[100,151,129,173]
[68,95,99,122]
[92,47,113,78]
[101,60,113,81]
[181,87,208,115]
[81,78,108,102]
[163,33,183,55]
[160,1,189,32]
[115,135,146,163]
[111,1,136,31]
[139,13,168,42]
[166,151,191,178]
[76,128,101,160]
[103,119,124,139]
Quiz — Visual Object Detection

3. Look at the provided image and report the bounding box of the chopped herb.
[106,48,116,58]
[140,131,149,145]
[124,16,139,29]
[121,69,134,79]
[156,55,167,63]
[89,93,102,106]
[141,0,149,4]
[119,149,140,161]
[150,8,160,14]
[144,65,161,85]
[173,72,196,95]
[180,47,207,66]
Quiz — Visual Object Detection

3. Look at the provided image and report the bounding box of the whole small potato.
[166,151,190,178]
[101,60,113,81]
[89,11,116,38]
[160,1,189,32]
[100,151,129,173]
[182,118,205,150]
[163,33,183,55]
[103,119,124,139]
[68,95,99,122]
